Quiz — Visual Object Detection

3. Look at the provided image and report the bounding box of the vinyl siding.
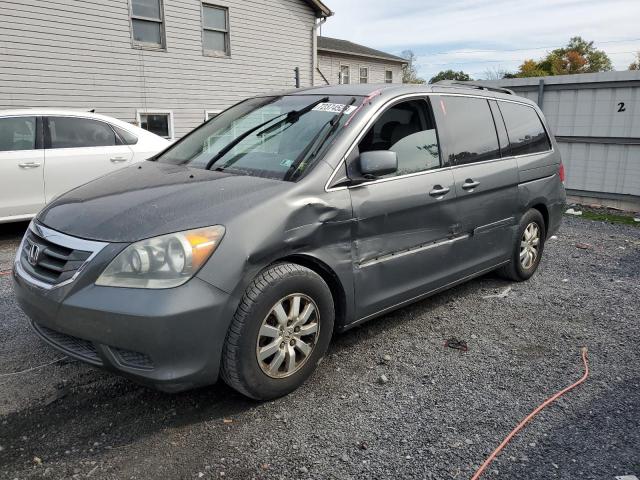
[317,52,403,86]
[0,0,317,138]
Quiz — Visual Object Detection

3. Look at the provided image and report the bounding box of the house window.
[385,70,393,83]
[340,65,350,84]
[137,110,173,139]
[359,67,368,84]
[131,0,165,48]
[205,110,222,121]
[202,4,230,56]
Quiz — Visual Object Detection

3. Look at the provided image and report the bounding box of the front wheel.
[221,263,334,400]
[498,209,546,282]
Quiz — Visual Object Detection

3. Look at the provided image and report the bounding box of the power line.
[422,51,638,67]
[421,38,640,57]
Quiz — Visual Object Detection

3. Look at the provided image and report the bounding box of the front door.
[433,95,519,273]
[0,116,45,220]
[44,116,134,202]
[348,98,463,320]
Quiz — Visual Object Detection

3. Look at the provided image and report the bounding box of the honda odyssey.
[13,82,566,400]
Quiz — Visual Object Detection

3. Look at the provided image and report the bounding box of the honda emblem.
[28,244,40,266]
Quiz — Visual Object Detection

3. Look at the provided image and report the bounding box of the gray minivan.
[13,82,566,400]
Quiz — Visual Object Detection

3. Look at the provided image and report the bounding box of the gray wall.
[317,52,403,85]
[0,0,318,138]
[477,71,640,205]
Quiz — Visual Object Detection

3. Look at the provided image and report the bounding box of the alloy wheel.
[256,293,320,378]
[520,222,540,270]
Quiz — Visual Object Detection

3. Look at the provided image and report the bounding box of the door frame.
[324,92,557,192]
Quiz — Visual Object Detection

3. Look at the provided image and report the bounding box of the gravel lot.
[0,217,638,480]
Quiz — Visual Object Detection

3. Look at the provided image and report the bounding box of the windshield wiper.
[205,96,329,171]
[255,97,329,137]
[284,97,357,181]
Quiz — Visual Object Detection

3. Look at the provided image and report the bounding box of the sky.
[320,0,640,81]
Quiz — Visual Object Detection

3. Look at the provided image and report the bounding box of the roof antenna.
[88,108,95,113]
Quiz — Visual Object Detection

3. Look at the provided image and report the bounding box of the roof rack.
[434,80,514,95]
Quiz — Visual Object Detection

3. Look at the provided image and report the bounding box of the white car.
[0,109,170,224]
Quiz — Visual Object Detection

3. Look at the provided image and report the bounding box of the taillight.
[558,163,565,183]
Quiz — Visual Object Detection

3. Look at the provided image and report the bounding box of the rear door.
[348,97,464,320]
[43,116,134,202]
[0,116,45,220]
[433,95,519,273]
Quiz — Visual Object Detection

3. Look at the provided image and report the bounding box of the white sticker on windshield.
[312,103,357,114]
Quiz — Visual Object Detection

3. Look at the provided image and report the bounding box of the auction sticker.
[312,103,357,114]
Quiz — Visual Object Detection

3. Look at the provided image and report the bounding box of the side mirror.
[358,150,398,178]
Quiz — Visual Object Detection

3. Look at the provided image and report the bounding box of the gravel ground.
[0,217,638,480]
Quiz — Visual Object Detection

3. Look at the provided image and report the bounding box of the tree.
[514,36,612,78]
[483,67,511,80]
[516,59,549,78]
[428,69,472,84]
[401,50,425,84]
[629,52,640,70]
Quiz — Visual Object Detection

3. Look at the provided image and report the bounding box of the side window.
[358,99,441,176]
[138,112,172,139]
[48,117,118,149]
[498,101,551,155]
[340,65,350,84]
[202,4,230,56]
[359,67,368,84]
[112,125,139,145]
[436,96,500,165]
[0,117,36,151]
[131,0,165,48]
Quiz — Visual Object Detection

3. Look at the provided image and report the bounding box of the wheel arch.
[276,254,348,331]
[530,202,549,236]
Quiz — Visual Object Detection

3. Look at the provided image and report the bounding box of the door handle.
[429,185,450,197]
[18,162,42,169]
[461,179,480,190]
[110,157,129,163]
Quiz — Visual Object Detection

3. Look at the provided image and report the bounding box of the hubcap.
[256,294,320,379]
[520,222,540,270]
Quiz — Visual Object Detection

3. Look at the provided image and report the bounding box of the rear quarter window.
[498,101,551,156]
[112,125,139,145]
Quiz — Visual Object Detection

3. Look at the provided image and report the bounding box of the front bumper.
[13,264,234,393]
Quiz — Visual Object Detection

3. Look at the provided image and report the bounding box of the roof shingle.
[317,36,407,64]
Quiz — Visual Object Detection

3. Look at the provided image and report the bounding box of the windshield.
[156,95,363,181]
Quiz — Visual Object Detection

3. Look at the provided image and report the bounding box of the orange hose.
[470,347,589,480]
[0,269,11,276]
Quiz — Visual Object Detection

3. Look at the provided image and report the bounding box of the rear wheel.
[221,263,334,400]
[498,209,546,281]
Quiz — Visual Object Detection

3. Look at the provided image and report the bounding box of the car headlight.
[95,226,225,289]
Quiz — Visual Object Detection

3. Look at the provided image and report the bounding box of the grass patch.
[577,210,639,227]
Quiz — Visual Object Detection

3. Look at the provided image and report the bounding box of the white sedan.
[0,110,170,224]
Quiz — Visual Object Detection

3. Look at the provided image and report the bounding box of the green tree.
[401,50,426,84]
[629,51,640,70]
[428,69,472,84]
[515,36,612,77]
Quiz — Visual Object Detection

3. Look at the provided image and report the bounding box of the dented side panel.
[196,162,357,325]
[348,169,462,319]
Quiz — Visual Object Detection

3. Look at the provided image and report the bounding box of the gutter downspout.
[312,17,327,86]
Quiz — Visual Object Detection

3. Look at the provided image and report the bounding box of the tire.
[498,209,546,282]
[221,263,334,400]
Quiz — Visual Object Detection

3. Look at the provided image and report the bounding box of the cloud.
[321,0,640,79]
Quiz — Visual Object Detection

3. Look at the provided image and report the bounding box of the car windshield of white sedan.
[156,95,363,181]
